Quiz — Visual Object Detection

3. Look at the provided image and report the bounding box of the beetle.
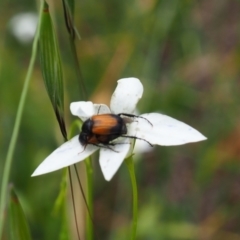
[79,113,153,150]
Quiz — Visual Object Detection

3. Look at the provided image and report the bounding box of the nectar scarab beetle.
[79,113,153,149]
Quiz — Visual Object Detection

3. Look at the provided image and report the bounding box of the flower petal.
[93,104,111,114]
[70,101,95,121]
[32,136,98,176]
[127,113,207,146]
[99,138,132,181]
[110,78,143,114]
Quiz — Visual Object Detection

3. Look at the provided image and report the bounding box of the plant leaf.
[9,187,32,240]
[38,1,67,140]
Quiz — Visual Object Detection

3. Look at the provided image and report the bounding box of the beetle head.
[79,132,88,146]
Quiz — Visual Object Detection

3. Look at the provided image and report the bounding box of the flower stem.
[0,1,44,238]
[125,156,138,240]
[85,157,93,240]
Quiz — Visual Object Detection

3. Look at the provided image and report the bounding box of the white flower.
[9,12,38,44]
[32,78,206,181]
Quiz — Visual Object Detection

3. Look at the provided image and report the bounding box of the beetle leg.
[97,105,101,114]
[103,141,131,151]
[91,143,119,153]
[118,113,153,127]
[122,135,153,147]
[96,141,131,152]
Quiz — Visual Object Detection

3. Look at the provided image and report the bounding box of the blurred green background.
[1,0,240,239]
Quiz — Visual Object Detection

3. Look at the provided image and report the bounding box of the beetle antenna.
[118,113,153,127]
[78,144,87,154]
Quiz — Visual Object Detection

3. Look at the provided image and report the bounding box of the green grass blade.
[38,1,67,140]
[0,2,44,238]
[9,187,32,240]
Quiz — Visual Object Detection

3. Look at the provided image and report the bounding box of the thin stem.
[73,165,94,223]
[0,1,44,238]
[85,157,93,240]
[125,156,138,240]
[68,167,81,240]
[62,0,87,99]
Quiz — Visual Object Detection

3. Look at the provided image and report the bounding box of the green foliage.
[38,1,67,140]
[9,187,32,240]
